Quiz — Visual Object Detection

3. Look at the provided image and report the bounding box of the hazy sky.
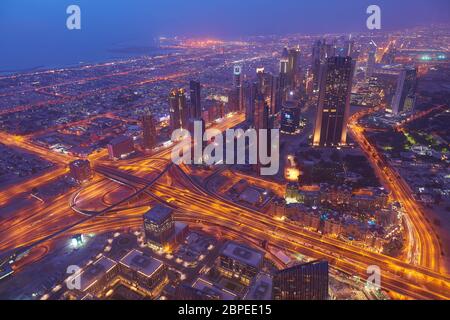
[0,0,448,71]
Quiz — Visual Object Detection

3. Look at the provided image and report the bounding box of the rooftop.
[192,278,237,300]
[79,256,117,292]
[119,249,164,278]
[221,241,264,268]
[109,135,132,146]
[245,273,273,300]
[143,204,173,224]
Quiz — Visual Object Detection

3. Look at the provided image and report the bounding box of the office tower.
[216,241,264,286]
[169,88,188,130]
[189,80,202,120]
[280,102,301,134]
[256,67,267,94]
[381,45,397,65]
[69,159,92,183]
[119,249,167,293]
[311,40,321,91]
[325,42,336,59]
[227,89,239,113]
[278,48,290,103]
[273,260,329,300]
[389,67,417,115]
[142,110,157,150]
[107,135,135,160]
[233,65,244,111]
[244,81,258,123]
[280,48,289,75]
[143,204,175,249]
[311,40,331,92]
[256,68,277,115]
[254,93,270,131]
[288,47,300,88]
[366,50,376,79]
[366,42,377,78]
[288,48,300,75]
[313,56,354,147]
[344,38,354,57]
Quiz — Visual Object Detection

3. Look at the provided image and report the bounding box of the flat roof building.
[143,204,175,249]
[217,241,264,286]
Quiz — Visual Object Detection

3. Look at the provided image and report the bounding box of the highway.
[348,109,444,274]
[1,111,449,300]
[91,163,450,300]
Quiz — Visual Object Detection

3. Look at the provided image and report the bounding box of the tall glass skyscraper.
[273,260,329,300]
[169,88,188,130]
[313,56,354,147]
[388,67,417,115]
[189,80,202,120]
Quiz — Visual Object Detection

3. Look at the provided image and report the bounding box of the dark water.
[0,46,171,76]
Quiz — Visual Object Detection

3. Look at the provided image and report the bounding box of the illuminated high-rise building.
[366,41,377,78]
[169,88,188,130]
[256,68,278,115]
[287,47,300,88]
[311,40,325,91]
[344,37,354,57]
[189,80,202,120]
[216,241,264,286]
[313,56,354,147]
[273,260,329,300]
[69,159,92,183]
[312,40,336,91]
[280,48,289,75]
[244,81,258,124]
[254,93,270,131]
[288,48,300,75]
[143,204,175,250]
[388,67,417,115]
[233,65,244,111]
[107,135,135,160]
[142,109,157,150]
[280,102,301,134]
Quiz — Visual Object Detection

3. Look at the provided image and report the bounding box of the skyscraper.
[280,102,301,134]
[288,47,300,88]
[233,65,244,112]
[142,109,157,150]
[344,38,355,57]
[143,204,175,250]
[256,68,278,115]
[311,40,335,91]
[189,80,202,120]
[280,48,289,75]
[366,41,377,79]
[69,159,92,183]
[244,81,258,124]
[313,56,354,147]
[388,67,417,115]
[311,40,324,92]
[254,93,270,131]
[169,88,188,130]
[273,260,329,300]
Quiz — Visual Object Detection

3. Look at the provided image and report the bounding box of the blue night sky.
[0,0,448,71]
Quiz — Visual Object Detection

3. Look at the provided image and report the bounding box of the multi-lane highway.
[0,110,449,300]
[348,109,444,274]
